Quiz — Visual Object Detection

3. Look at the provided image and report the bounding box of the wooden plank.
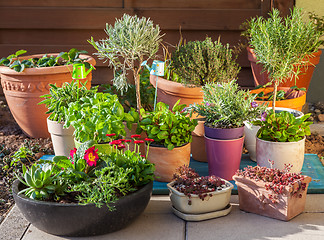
[273,0,295,17]
[0,8,260,30]
[261,0,272,17]
[124,0,261,9]
[0,0,123,7]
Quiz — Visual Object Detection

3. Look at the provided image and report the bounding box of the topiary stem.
[133,69,142,118]
[272,81,278,111]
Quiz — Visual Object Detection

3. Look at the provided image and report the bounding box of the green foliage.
[170,37,240,87]
[64,92,126,143]
[39,81,97,122]
[139,100,198,150]
[0,48,91,72]
[253,110,312,142]
[242,8,323,84]
[189,80,266,128]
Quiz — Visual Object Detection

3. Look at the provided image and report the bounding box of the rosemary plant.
[88,14,163,115]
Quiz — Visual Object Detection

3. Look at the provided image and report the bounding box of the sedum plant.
[88,14,163,114]
[189,80,266,129]
[253,110,312,142]
[242,7,324,110]
[170,37,240,87]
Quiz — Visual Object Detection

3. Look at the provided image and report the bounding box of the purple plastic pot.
[205,135,244,180]
[204,125,244,140]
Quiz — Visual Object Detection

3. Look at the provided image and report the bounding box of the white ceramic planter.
[47,118,75,157]
[256,137,306,173]
[167,180,233,214]
[244,107,304,162]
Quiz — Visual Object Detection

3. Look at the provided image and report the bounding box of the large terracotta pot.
[247,47,322,90]
[256,137,306,173]
[0,54,95,138]
[146,143,191,182]
[250,87,306,111]
[233,175,312,221]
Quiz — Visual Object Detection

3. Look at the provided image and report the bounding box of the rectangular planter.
[233,175,312,221]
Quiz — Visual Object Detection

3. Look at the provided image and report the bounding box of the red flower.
[106,133,116,137]
[145,138,154,142]
[141,155,146,158]
[70,148,77,159]
[134,140,144,144]
[131,134,141,138]
[117,144,126,150]
[125,140,132,143]
[109,140,122,145]
[84,146,99,167]
[119,139,126,142]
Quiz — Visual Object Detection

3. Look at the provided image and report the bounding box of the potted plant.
[253,110,312,173]
[0,48,95,138]
[242,8,323,111]
[12,137,155,237]
[39,81,97,157]
[88,14,163,117]
[139,100,198,182]
[189,80,265,180]
[167,165,233,221]
[233,165,312,221]
[152,37,240,162]
[243,7,323,91]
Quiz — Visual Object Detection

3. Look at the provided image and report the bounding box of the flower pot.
[233,175,312,221]
[205,135,244,180]
[74,138,112,155]
[167,179,233,214]
[47,118,75,157]
[123,122,147,155]
[244,107,304,162]
[146,143,191,182]
[250,87,306,111]
[191,119,207,162]
[204,124,244,140]
[256,137,306,173]
[0,54,95,138]
[12,180,153,237]
[247,47,322,90]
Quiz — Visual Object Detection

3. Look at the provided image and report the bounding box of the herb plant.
[170,37,240,87]
[242,8,324,110]
[139,100,198,150]
[89,14,163,114]
[189,80,266,129]
[253,110,312,142]
[0,48,91,72]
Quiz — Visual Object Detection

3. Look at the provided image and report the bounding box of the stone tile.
[305,195,324,212]
[0,205,29,240]
[310,123,324,136]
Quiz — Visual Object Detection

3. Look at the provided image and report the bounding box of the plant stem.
[272,81,278,111]
[133,69,142,118]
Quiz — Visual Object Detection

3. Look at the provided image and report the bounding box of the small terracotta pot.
[146,143,191,182]
[233,175,312,221]
[204,125,244,140]
[47,118,75,157]
[0,54,95,138]
[205,135,244,180]
[250,87,306,111]
[247,47,322,90]
[256,137,306,173]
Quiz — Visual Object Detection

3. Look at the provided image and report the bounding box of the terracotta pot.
[233,175,312,221]
[0,54,95,138]
[247,47,322,90]
[47,118,75,157]
[205,135,244,180]
[167,179,233,214]
[146,143,191,182]
[191,120,207,162]
[250,87,306,111]
[74,139,112,155]
[123,122,147,155]
[204,125,244,140]
[256,137,306,173]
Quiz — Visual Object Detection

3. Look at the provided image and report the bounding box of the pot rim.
[256,136,306,145]
[204,124,245,129]
[204,134,245,142]
[147,142,190,149]
[167,179,234,198]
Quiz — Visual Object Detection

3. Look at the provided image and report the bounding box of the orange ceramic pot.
[146,143,191,182]
[0,54,95,138]
[247,47,322,90]
[250,87,306,111]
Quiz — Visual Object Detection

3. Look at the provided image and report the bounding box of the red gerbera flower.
[117,144,126,150]
[131,134,141,138]
[106,133,116,137]
[84,146,99,167]
[145,138,154,142]
[125,140,132,143]
[134,140,144,144]
[109,140,122,145]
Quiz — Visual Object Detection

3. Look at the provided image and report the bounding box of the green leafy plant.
[39,80,97,122]
[89,14,163,114]
[242,7,324,110]
[253,110,312,142]
[0,48,91,72]
[189,80,266,129]
[170,37,240,87]
[139,100,198,150]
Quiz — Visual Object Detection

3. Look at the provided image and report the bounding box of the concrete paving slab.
[310,123,324,136]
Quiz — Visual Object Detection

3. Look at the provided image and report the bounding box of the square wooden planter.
[233,175,312,221]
